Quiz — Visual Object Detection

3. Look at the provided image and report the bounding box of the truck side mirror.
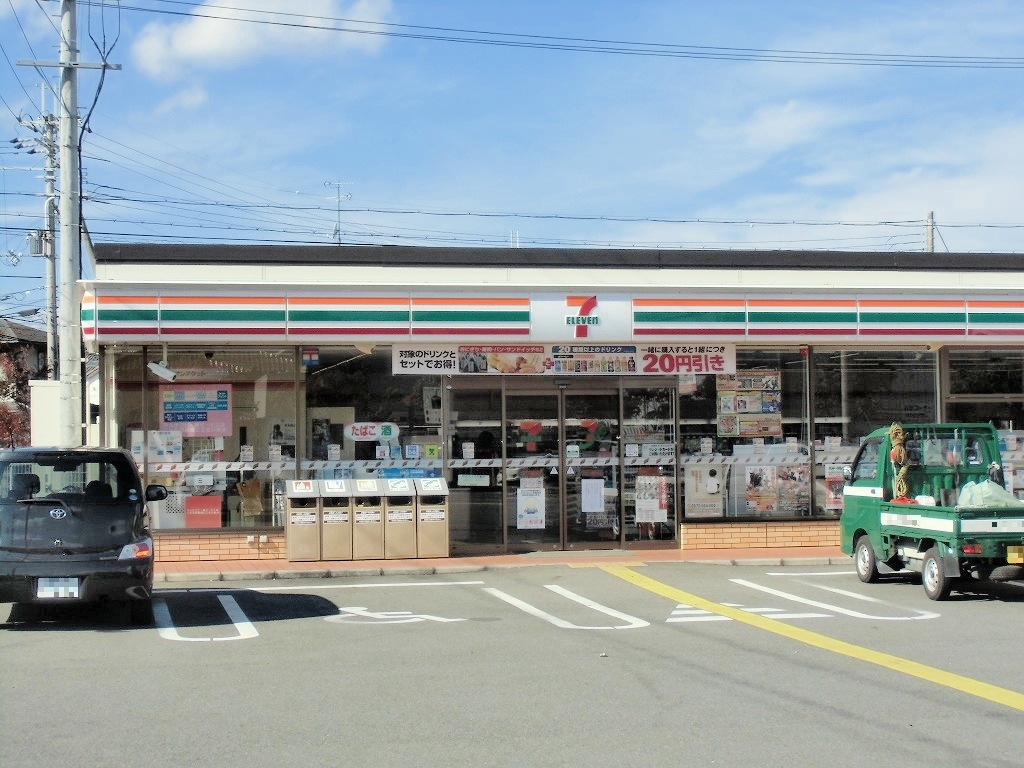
[842,465,853,483]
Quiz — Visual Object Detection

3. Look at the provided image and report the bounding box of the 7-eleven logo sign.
[566,295,599,338]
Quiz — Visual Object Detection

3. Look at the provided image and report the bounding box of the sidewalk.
[155,546,848,583]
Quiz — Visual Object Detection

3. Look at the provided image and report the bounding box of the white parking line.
[484,585,649,629]
[257,581,485,592]
[154,595,259,642]
[731,579,940,620]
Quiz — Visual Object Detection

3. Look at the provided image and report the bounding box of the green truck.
[840,422,1024,600]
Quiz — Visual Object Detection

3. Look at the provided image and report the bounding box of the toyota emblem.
[49,508,68,520]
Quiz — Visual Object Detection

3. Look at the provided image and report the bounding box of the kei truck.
[841,423,1024,600]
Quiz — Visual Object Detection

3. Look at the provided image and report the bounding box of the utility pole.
[57,0,82,445]
[42,104,58,382]
[324,181,351,243]
[18,0,119,445]
[13,86,58,379]
[926,211,935,253]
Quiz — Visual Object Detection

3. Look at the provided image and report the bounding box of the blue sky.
[3,1,1024,322]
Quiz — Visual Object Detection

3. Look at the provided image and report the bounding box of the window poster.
[777,466,810,516]
[744,465,778,515]
[131,429,183,464]
[684,465,725,518]
[634,475,669,523]
[825,464,847,510]
[717,371,782,437]
[270,419,296,458]
[581,478,605,514]
[517,476,546,530]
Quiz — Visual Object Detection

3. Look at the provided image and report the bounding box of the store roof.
[91,244,1024,272]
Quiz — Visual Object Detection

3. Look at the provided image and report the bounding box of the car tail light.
[961,541,983,555]
[118,537,153,561]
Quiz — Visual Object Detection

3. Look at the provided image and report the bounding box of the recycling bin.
[415,477,450,558]
[318,479,353,561]
[285,479,321,562]
[351,478,385,560]
[383,478,417,560]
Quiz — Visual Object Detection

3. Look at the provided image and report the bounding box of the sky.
[3,0,1024,324]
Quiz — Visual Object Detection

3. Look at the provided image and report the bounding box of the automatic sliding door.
[505,393,561,551]
[563,392,621,549]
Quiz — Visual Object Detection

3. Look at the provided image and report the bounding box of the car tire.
[922,547,954,601]
[855,535,879,583]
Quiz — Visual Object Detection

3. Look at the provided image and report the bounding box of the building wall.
[680,520,840,550]
[155,531,285,562]
[153,521,841,563]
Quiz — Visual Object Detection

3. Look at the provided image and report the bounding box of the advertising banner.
[394,344,735,376]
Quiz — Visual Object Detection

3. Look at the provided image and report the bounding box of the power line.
[101,1,1024,69]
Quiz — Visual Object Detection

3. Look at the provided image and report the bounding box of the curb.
[154,555,850,584]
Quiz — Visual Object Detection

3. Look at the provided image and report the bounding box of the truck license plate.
[1008,546,1024,565]
[36,578,80,599]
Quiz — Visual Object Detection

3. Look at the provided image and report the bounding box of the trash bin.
[415,477,450,558]
[319,479,353,561]
[383,478,417,560]
[285,479,321,562]
[351,478,385,560]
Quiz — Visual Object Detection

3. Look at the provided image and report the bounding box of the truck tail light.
[961,541,983,555]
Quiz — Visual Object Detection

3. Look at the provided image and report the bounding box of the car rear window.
[2,453,140,503]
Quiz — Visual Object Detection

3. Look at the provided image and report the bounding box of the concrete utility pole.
[14,85,58,379]
[42,105,58,382]
[57,0,82,445]
[926,211,935,253]
[19,0,119,445]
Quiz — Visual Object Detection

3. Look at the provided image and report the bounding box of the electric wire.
[100,1,1024,69]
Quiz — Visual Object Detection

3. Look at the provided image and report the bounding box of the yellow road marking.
[603,566,1024,712]
[568,562,646,568]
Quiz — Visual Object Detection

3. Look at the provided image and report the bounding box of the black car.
[0,447,167,625]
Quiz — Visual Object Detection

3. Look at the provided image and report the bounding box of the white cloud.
[154,85,209,116]
[131,0,394,80]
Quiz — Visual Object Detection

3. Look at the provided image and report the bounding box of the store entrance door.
[506,384,621,551]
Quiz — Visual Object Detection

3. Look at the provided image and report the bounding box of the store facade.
[82,245,1024,562]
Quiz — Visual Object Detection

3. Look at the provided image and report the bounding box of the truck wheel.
[922,548,953,601]
[855,536,879,583]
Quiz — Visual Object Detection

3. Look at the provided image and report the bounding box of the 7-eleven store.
[81,245,1024,563]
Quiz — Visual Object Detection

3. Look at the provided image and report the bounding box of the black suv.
[0,447,167,624]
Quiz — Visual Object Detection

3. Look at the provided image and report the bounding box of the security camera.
[147,361,177,381]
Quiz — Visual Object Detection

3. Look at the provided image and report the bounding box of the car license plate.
[37,577,80,599]
[1008,546,1024,564]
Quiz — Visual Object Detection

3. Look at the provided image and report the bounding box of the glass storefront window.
[109,346,299,530]
[813,349,937,442]
[679,349,815,519]
[945,348,1024,430]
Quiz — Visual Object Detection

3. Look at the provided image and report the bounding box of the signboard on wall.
[159,385,232,438]
[393,344,736,376]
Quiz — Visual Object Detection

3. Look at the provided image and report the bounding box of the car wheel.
[129,598,154,626]
[922,547,953,600]
[855,535,879,583]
